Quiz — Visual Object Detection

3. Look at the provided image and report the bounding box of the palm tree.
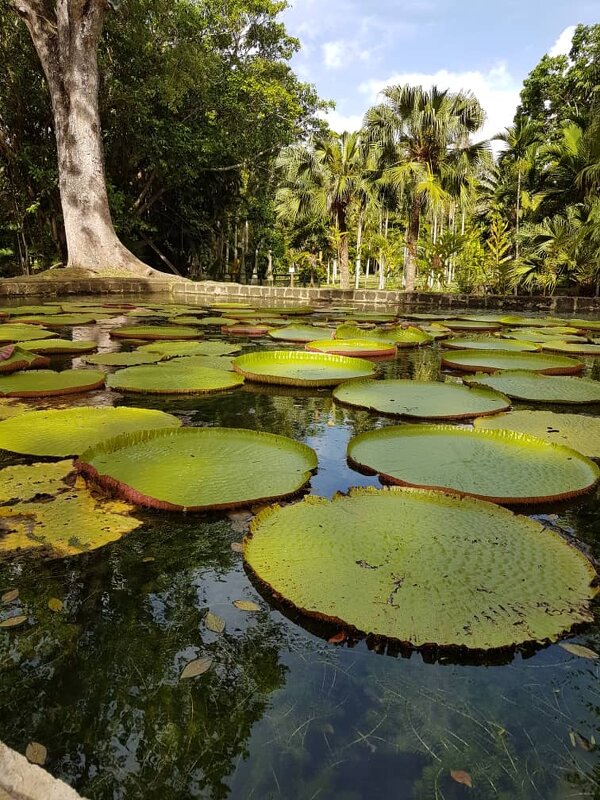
[364,85,487,291]
[275,131,377,289]
[496,118,542,260]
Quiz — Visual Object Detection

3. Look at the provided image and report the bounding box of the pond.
[0,297,599,800]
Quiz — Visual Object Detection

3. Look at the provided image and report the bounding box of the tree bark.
[11,0,160,276]
[404,194,422,292]
[354,207,364,290]
[336,205,350,290]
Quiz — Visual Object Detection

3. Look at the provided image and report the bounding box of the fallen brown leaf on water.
[230,542,243,553]
[233,600,260,612]
[570,730,596,751]
[25,742,47,766]
[180,656,213,680]
[560,642,599,660]
[1,588,19,603]
[328,631,347,644]
[0,614,27,629]
[450,770,473,788]
[204,611,225,634]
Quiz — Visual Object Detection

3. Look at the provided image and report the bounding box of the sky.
[281,0,599,143]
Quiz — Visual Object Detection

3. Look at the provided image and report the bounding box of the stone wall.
[1,276,599,314]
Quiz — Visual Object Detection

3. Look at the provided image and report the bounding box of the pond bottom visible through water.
[0,298,599,800]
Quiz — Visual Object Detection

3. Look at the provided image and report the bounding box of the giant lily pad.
[464,371,600,404]
[442,337,540,352]
[13,314,98,327]
[499,316,559,327]
[18,338,98,354]
[77,427,318,511]
[439,320,502,332]
[347,425,599,504]
[157,355,234,371]
[233,350,376,387]
[111,325,200,340]
[85,351,165,367]
[225,324,272,336]
[137,340,240,358]
[196,316,237,326]
[335,324,395,343]
[0,461,141,558]
[502,329,586,344]
[474,411,600,459]
[0,324,57,343]
[333,379,510,419]
[541,341,600,356]
[0,369,105,397]
[0,345,49,374]
[107,363,243,394]
[570,319,600,332]
[244,488,597,652]
[378,326,433,347]
[347,313,397,323]
[268,325,334,343]
[441,349,583,375]
[0,407,181,457]
[306,339,397,358]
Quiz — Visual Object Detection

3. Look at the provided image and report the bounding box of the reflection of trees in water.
[0,515,288,800]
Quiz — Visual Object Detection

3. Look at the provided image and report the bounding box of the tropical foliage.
[0,6,598,294]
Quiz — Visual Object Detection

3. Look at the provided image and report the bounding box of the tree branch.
[198,147,278,172]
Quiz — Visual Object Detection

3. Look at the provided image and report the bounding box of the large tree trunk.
[336,205,350,290]
[404,194,422,292]
[11,0,159,277]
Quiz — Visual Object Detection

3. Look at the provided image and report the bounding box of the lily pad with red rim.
[441,349,583,375]
[0,369,105,397]
[347,424,599,504]
[233,350,377,387]
[76,427,318,511]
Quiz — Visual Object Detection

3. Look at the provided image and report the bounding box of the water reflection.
[0,300,599,799]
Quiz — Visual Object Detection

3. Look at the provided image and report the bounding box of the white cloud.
[322,109,365,133]
[322,40,373,70]
[548,25,576,57]
[359,63,521,145]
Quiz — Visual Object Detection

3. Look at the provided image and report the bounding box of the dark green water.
[0,300,599,800]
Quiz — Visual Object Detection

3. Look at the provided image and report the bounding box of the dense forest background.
[0,2,598,294]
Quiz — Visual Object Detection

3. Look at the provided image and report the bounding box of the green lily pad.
[0,346,49,374]
[0,461,142,558]
[258,306,314,315]
[18,339,98,354]
[306,339,397,357]
[502,330,586,344]
[541,341,600,356]
[137,340,241,357]
[570,319,600,332]
[111,325,200,340]
[464,371,600,404]
[335,324,395,343]
[1,305,62,316]
[85,351,165,367]
[347,425,599,504]
[474,411,600,459]
[196,316,237,326]
[439,320,502,332]
[244,487,597,651]
[0,407,181,456]
[157,355,234,371]
[333,379,510,419]
[233,350,376,387]
[0,401,30,419]
[456,314,508,323]
[12,314,101,327]
[442,337,540,352]
[0,369,105,397]
[0,324,57,343]
[268,325,335,343]
[378,326,433,347]
[77,427,318,511]
[499,316,552,327]
[441,349,583,375]
[209,302,253,309]
[107,363,244,394]
[335,324,432,347]
[225,324,272,336]
[167,316,207,325]
[347,313,397,323]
